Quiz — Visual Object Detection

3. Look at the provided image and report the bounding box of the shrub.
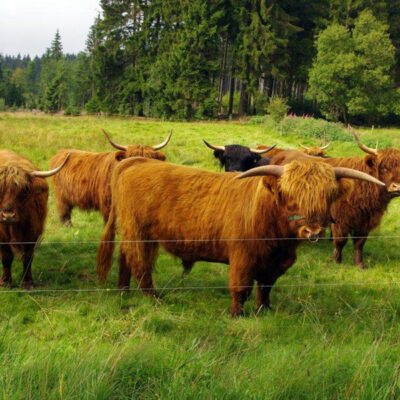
[85,96,101,114]
[195,98,219,120]
[64,105,81,116]
[247,114,354,143]
[267,97,290,123]
[254,93,269,115]
[280,115,350,141]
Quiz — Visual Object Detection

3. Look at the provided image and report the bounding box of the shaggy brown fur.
[257,146,328,158]
[97,158,356,316]
[0,150,50,288]
[50,145,167,226]
[269,148,400,268]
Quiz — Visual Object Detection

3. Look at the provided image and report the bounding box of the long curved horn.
[102,129,127,151]
[153,130,173,150]
[299,144,310,150]
[334,167,384,186]
[31,153,70,178]
[236,165,284,179]
[320,143,330,150]
[348,125,378,156]
[250,144,277,154]
[203,140,225,152]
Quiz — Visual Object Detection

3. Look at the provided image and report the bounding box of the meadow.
[0,112,400,399]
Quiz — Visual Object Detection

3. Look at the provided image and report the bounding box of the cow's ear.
[154,152,166,161]
[30,178,48,195]
[115,151,126,161]
[213,150,225,165]
[365,154,376,169]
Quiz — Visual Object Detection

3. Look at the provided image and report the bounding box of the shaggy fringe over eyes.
[0,165,31,194]
[278,160,347,218]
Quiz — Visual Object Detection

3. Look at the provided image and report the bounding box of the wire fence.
[0,234,399,294]
[2,281,400,295]
[2,234,400,245]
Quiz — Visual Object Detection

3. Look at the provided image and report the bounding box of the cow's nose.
[388,182,400,192]
[1,210,16,222]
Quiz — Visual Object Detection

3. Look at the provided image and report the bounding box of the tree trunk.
[238,82,248,116]
[218,34,229,111]
[228,76,235,116]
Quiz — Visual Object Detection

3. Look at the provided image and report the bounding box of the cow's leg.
[21,245,35,289]
[228,261,254,317]
[117,247,131,290]
[256,253,296,312]
[352,232,368,269]
[332,223,348,264]
[55,198,73,227]
[182,260,194,276]
[100,203,110,226]
[128,242,158,297]
[0,244,13,287]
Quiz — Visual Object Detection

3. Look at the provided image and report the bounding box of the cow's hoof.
[21,281,34,290]
[229,306,244,318]
[0,279,12,288]
[332,249,342,264]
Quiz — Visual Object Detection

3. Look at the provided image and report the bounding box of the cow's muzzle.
[0,210,17,224]
[387,182,400,196]
[299,226,323,243]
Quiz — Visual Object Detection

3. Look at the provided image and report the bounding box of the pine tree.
[50,30,63,60]
[43,64,65,112]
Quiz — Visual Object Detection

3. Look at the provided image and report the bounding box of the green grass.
[0,112,400,399]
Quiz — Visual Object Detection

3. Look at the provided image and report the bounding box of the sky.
[0,0,100,57]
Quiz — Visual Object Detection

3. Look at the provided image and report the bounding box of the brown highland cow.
[268,128,400,269]
[0,150,69,287]
[257,143,330,157]
[97,157,383,316]
[50,129,172,226]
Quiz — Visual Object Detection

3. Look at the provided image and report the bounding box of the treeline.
[1,0,400,122]
[0,31,92,114]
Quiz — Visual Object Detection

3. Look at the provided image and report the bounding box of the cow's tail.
[97,203,117,284]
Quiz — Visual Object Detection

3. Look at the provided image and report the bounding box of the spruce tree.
[50,30,63,60]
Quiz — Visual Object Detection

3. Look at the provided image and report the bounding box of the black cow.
[203,141,276,172]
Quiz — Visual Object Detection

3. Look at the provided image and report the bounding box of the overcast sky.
[0,0,100,57]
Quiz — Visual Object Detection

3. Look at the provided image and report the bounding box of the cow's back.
[50,149,115,212]
[111,158,276,263]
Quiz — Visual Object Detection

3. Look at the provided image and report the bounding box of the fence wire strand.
[1,281,400,294]
[1,234,400,245]
[0,234,398,294]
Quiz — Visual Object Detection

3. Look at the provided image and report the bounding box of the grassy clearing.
[0,112,400,399]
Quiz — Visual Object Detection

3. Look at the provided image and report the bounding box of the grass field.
[0,112,400,399]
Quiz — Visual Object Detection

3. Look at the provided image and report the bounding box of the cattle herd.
[1,126,399,316]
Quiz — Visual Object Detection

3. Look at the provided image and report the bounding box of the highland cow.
[203,141,276,171]
[203,140,329,172]
[269,128,400,269]
[0,150,69,287]
[97,157,383,316]
[50,129,172,226]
